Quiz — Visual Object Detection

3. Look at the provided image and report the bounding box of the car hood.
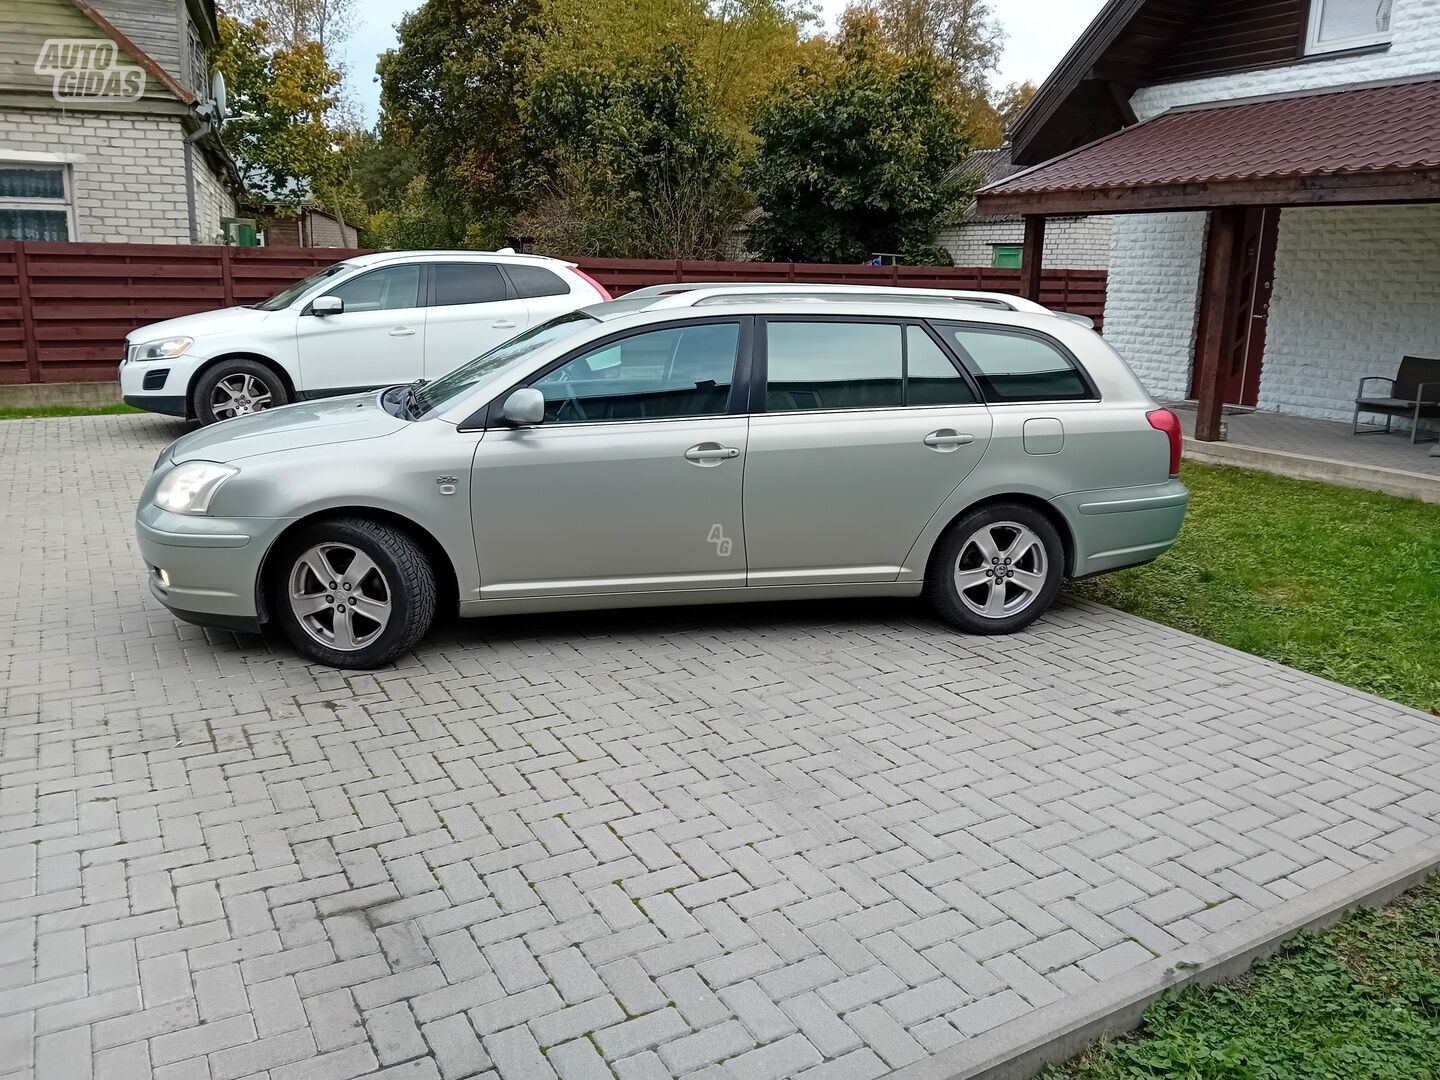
[167,394,408,464]
[128,305,276,344]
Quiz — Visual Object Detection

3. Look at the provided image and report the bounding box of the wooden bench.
[1353,356,1440,443]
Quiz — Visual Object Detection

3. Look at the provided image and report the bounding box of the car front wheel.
[194,359,289,425]
[926,504,1064,635]
[271,517,436,668]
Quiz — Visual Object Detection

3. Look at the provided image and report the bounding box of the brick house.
[0,0,237,243]
[978,0,1440,437]
[939,147,1111,271]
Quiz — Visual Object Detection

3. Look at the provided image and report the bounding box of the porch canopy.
[976,78,1440,440]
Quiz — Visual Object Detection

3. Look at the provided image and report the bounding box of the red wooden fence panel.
[0,241,1106,384]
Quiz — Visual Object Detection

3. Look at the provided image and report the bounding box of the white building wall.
[940,215,1112,270]
[1102,0,1440,412]
[0,109,231,244]
[1260,204,1440,420]
[1101,212,1207,401]
[191,152,236,244]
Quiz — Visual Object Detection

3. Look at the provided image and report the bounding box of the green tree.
[521,46,747,258]
[534,0,820,142]
[213,14,357,216]
[748,10,969,263]
[377,0,544,245]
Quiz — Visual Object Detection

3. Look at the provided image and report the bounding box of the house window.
[0,165,71,241]
[992,245,1023,269]
[1306,0,1393,54]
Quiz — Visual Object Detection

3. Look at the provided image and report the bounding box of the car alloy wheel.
[952,521,1050,619]
[210,372,273,419]
[288,542,393,651]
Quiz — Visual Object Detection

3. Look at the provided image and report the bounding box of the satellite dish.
[208,70,228,123]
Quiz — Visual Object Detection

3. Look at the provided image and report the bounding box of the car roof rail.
[629,282,1062,315]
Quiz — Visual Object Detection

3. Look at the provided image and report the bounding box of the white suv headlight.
[132,336,194,362]
[154,461,238,515]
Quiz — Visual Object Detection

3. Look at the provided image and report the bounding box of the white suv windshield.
[415,310,600,415]
[254,263,349,311]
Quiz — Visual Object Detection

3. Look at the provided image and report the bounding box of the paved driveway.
[2,414,1438,1080]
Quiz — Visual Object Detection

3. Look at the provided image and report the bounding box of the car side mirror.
[500,387,545,426]
[310,295,344,316]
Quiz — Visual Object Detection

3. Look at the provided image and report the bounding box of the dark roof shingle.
[984,79,1440,198]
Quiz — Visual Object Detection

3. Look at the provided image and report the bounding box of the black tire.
[925,503,1065,635]
[270,517,436,669]
[194,359,289,425]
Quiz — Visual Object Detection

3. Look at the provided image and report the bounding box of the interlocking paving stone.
[3,413,1440,1078]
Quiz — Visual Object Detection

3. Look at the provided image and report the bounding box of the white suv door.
[422,262,531,378]
[295,263,425,392]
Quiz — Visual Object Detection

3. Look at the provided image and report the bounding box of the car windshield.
[254,263,349,311]
[414,310,601,415]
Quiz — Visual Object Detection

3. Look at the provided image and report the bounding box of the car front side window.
[328,265,422,313]
[531,322,740,424]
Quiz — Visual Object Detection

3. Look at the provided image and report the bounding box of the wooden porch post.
[1193,207,1245,442]
[1020,215,1045,301]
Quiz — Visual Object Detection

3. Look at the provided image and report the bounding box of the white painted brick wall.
[1132,0,1440,118]
[191,153,236,243]
[1260,204,1440,420]
[1101,212,1207,401]
[0,109,231,243]
[939,215,1112,270]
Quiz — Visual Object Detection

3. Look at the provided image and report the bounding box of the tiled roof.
[983,79,1440,197]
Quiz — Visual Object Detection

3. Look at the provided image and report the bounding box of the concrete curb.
[0,381,121,409]
[885,836,1440,1080]
[1183,436,1440,504]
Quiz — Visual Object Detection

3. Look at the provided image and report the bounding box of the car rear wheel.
[195,359,289,425]
[926,504,1064,635]
[272,517,436,668]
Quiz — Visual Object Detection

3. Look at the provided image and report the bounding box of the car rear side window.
[765,322,903,411]
[432,262,508,306]
[936,324,1093,402]
[907,325,978,406]
[506,264,570,298]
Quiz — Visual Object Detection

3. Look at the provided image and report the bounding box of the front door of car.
[295,264,425,392]
[743,319,993,586]
[470,319,750,599]
[423,262,530,379]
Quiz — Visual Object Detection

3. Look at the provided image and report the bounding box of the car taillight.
[574,269,612,301]
[1147,408,1183,477]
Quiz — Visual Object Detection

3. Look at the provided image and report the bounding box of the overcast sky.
[342,0,1109,127]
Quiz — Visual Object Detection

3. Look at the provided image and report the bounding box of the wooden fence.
[0,242,1107,384]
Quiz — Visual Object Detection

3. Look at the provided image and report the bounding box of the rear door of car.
[741,316,994,586]
[422,261,530,379]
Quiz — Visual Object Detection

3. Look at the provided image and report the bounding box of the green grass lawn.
[1041,874,1440,1080]
[0,403,142,420]
[1071,461,1440,713]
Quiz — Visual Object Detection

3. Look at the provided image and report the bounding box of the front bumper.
[120,357,191,417]
[136,503,291,631]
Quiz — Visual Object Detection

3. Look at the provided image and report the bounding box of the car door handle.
[389,327,416,337]
[684,444,740,464]
[924,430,975,449]
[491,320,517,329]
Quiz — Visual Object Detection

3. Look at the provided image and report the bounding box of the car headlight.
[153,461,237,515]
[131,336,194,362]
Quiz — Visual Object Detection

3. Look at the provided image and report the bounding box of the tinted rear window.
[507,264,570,298]
[432,263,507,306]
[935,324,1093,402]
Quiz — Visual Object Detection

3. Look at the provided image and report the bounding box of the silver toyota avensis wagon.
[136,286,1188,669]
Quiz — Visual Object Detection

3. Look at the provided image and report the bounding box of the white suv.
[119,250,611,425]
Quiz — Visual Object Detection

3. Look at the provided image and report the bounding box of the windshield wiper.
[401,379,428,420]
